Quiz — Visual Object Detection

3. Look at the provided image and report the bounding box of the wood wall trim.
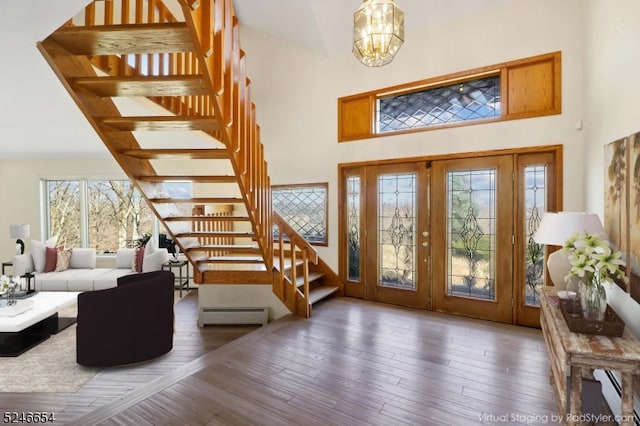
[338,144,564,169]
[337,51,561,142]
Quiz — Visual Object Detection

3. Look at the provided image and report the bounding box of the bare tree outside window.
[47,180,82,248]
[46,179,154,253]
[87,181,154,252]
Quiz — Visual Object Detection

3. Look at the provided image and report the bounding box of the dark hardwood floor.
[1,294,560,425]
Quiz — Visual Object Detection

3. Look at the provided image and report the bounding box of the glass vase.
[579,280,607,322]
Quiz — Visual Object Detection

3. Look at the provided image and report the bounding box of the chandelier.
[352,0,405,67]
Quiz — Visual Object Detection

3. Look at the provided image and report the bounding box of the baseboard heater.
[594,369,640,425]
[198,307,269,327]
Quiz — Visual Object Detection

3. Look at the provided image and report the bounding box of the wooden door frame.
[430,155,515,323]
[363,162,430,309]
[338,145,563,325]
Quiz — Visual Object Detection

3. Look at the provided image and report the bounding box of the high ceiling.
[0,0,513,160]
[234,0,513,57]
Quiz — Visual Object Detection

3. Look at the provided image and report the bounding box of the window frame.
[41,177,158,254]
[338,51,561,142]
[272,182,329,246]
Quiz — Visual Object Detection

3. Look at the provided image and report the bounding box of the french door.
[430,156,514,323]
[363,162,430,309]
[339,148,560,326]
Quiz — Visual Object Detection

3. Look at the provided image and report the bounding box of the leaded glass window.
[447,169,496,300]
[524,165,547,307]
[377,75,501,133]
[347,176,361,282]
[378,173,416,290]
[272,184,328,245]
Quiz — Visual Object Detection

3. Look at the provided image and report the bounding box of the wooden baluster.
[84,2,96,26]
[213,0,224,95]
[147,0,156,23]
[121,0,130,23]
[104,0,114,24]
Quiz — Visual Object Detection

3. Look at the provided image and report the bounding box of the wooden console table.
[540,287,640,425]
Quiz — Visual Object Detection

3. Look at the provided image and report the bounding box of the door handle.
[422,242,429,247]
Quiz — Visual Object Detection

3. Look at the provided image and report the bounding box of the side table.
[162,260,190,297]
[540,286,640,425]
[2,261,12,276]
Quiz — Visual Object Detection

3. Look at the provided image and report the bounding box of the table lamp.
[9,224,30,255]
[533,212,605,290]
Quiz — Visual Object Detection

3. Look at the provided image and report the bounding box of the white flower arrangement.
[562,232,627,288]
[0,275,21,295]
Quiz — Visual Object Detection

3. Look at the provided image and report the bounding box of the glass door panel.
[431,156,513,323]
[378,173,417,291]
[447,168,497,301]
[515,152,558,327]
[365,162,429,309]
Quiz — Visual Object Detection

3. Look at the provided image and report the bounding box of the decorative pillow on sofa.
[44,246,64,273]
[116,248,136,269]
[70,248,97,269]
[132,246,146,273]
[31,236,58,273]
[142,248,169,272]
[55,248,73,272]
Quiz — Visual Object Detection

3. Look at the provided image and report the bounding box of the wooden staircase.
[37,0,342,317]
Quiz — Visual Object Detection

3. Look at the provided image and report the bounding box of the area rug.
[0,304,97,393]
[0,290,191,393]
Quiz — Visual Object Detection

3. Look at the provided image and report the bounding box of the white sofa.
[12,245,169,292]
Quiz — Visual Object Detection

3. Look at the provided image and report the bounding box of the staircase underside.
[38,0,342,316]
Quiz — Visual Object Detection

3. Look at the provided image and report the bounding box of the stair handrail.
[273,211,318,313]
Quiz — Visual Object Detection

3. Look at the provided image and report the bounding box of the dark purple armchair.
[76,271,174,367]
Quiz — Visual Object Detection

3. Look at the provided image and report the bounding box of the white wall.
[239,0,585,269]
[0,159,125,264]
[583,0,640,336]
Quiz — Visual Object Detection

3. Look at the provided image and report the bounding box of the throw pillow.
[55,248,73,272]
[116,248,136,269]
[142,248,169,272]
[31,236,57,273]
[132,246,145,273]
[44,246,63,273]
[70,248,96,269]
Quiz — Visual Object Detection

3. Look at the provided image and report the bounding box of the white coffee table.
[0,292,79,356]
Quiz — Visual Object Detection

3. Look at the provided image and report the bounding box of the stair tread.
[149,197,244,204]
[104,116,220,132]
[177,231,254,237]
[295,271,326,287]
[73,75,209,97]
[165,216,251,221]
[121,148,229,160]
[198,256,265,263]
[193,244,258,250]
[138,175,237,183]
[50,23,193,55]
[308,285,339,305]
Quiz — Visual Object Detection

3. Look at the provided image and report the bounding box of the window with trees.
[44,179,191,253]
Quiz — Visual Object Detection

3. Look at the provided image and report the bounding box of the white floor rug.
[0,290,190,393]
[0,303,97,393]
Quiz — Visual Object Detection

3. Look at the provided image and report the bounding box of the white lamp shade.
[9,224,30,239]
[533,212,605,246]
